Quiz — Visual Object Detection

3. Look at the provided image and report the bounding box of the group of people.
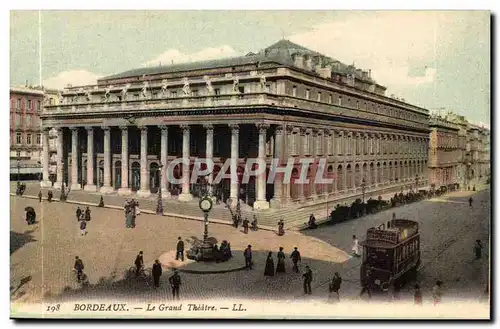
[234,214,258,233]
[76,206,92,236]
[133,250,182,299]
[254,246,303,277]
[16,182,26,196]
[124,199,140,228]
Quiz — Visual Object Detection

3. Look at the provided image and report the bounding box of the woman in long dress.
[352,235,360,257]
[264,252,275,277]
[276,247,286,273]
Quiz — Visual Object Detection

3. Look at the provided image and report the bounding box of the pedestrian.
[38,190,42,203]
[475,240,483,259]
[328,272,342,302]
[74,256,84,282]
[264,252,274,277]
[84,207,91,221]
[352,235,361,257]
[277,219,285,236]
[307,214,317,229]
[290,247,301,273]
[79,218,87,236]
[47,190,53,202]
[276,247,286,274]
[244,245,253,269]
[432,280,443,305]
[176,237,185,261]
[302,265,313,295]
[135,251,144,276]
[76,207,82,221]
[360,267,372,299]
[242,217,249,234]
[152,259,162,288]
[98,196,104,207]
[414,284,423,305]
[469,197,473,207]
[251,214,258,231]
[168,269,181,300]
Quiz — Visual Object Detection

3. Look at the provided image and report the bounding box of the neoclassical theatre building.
[41,40,430,210]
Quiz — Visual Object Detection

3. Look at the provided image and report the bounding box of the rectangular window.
[329,94,333,104]
[37,100,41,111]
[292,86,297,97]
[317,92,321,102]
[305,89,310,99]
[265,84,271,92]
[338,96,342,106]
[28,100,32,110]
[15,114,21,127]
[356,101,359,109]
[36,133,41,145]
[50,98,54,105]
[171,91,177,98]
[16,133,21,144]
[214,88,221,95]
[191,90,199,97]
[26,133,32,145]
[238,86,245,94]
[152,92,158,99]
[16,99,20,109]
[26,115,31,127]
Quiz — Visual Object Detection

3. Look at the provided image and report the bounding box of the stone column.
[204,124,214,195]
[310,129,318,199]
[41,128,52,187]
[70,127,81,190]
[255,124,270,210]
[374,163,379,187]
[137,126,151,197]
[100,126,113,193]
[84,127,97,192]
[227,124,240,204]
[54,127,64,189]
[178,125,193,201]
[160,125,171,198]
[298,128,306,200]
[118,126,131,195]
[283,126,293,203]
[270,124,284,208]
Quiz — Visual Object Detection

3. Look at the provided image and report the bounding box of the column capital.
[85,126,94,132]
[275,124,284,135]
[203,123,214,131]
[138,125,148,132]
[70,127,79,133]
[180,124,190,133]
[101,125,111,132]
[229,123,239,132]
[159,125,169,131]
[285,125,294,134]
[119,125,128,131]
[256,123,269,133]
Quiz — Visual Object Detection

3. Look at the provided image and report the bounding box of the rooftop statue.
[141,81,149,98]
[204,76,214,95]
[182,77,191,96]
[161,79,168,95]
[232,76,239,93]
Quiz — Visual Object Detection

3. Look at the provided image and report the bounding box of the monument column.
[254,123,270,210]
[70,127,81,190]
[137,126,151,197]
[118,126,131,195]
[84,127,97,192]
[178,125,193,201]
[41,128,52,187]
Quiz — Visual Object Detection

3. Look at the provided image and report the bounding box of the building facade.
[466,124,490,186]
[40,40,430,210]
[428,115,462,187]
[10,86,44,179]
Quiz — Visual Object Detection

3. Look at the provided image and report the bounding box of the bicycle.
[129,266,152,286]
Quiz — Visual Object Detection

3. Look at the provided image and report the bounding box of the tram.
[360,218,421,292]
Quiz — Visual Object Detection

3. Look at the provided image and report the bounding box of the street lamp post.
[156,163,164,215]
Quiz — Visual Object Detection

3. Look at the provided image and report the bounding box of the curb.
[178,264,248,275]
[10,193,277,232]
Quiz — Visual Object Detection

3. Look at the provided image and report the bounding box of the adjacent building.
[40,40,430,211]
[10,86,44,180]
[466,123,490,187]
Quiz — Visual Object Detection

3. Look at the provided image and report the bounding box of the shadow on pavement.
[10,230,38,255]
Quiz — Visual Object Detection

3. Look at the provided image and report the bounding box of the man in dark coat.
[469,197,473,207]
[475,240,483,259]
[74,256,84,282]
[47,190,53,202]
[168,269,181,300]
[302,266,313,295]
[176,237,185,261]
[329,272,342,301]
[244,245,253,269]
[290,247,301,273]
[242,218,249,234]
[38,190,42,203]
[76,207,82,221]
[360,267,372,299]
[135,251,144,276]
[84,207,91,221]
[152,259,162,288]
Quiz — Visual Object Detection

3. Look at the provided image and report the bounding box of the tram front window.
[366,247,392,270]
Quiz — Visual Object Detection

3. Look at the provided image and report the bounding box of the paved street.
[10,185,490,306]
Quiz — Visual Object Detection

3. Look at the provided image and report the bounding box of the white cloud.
[43,70,101,89]
[143,45,240,67]
[288,12,465,95]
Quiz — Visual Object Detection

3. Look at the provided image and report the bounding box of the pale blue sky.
[10,10,490,126]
